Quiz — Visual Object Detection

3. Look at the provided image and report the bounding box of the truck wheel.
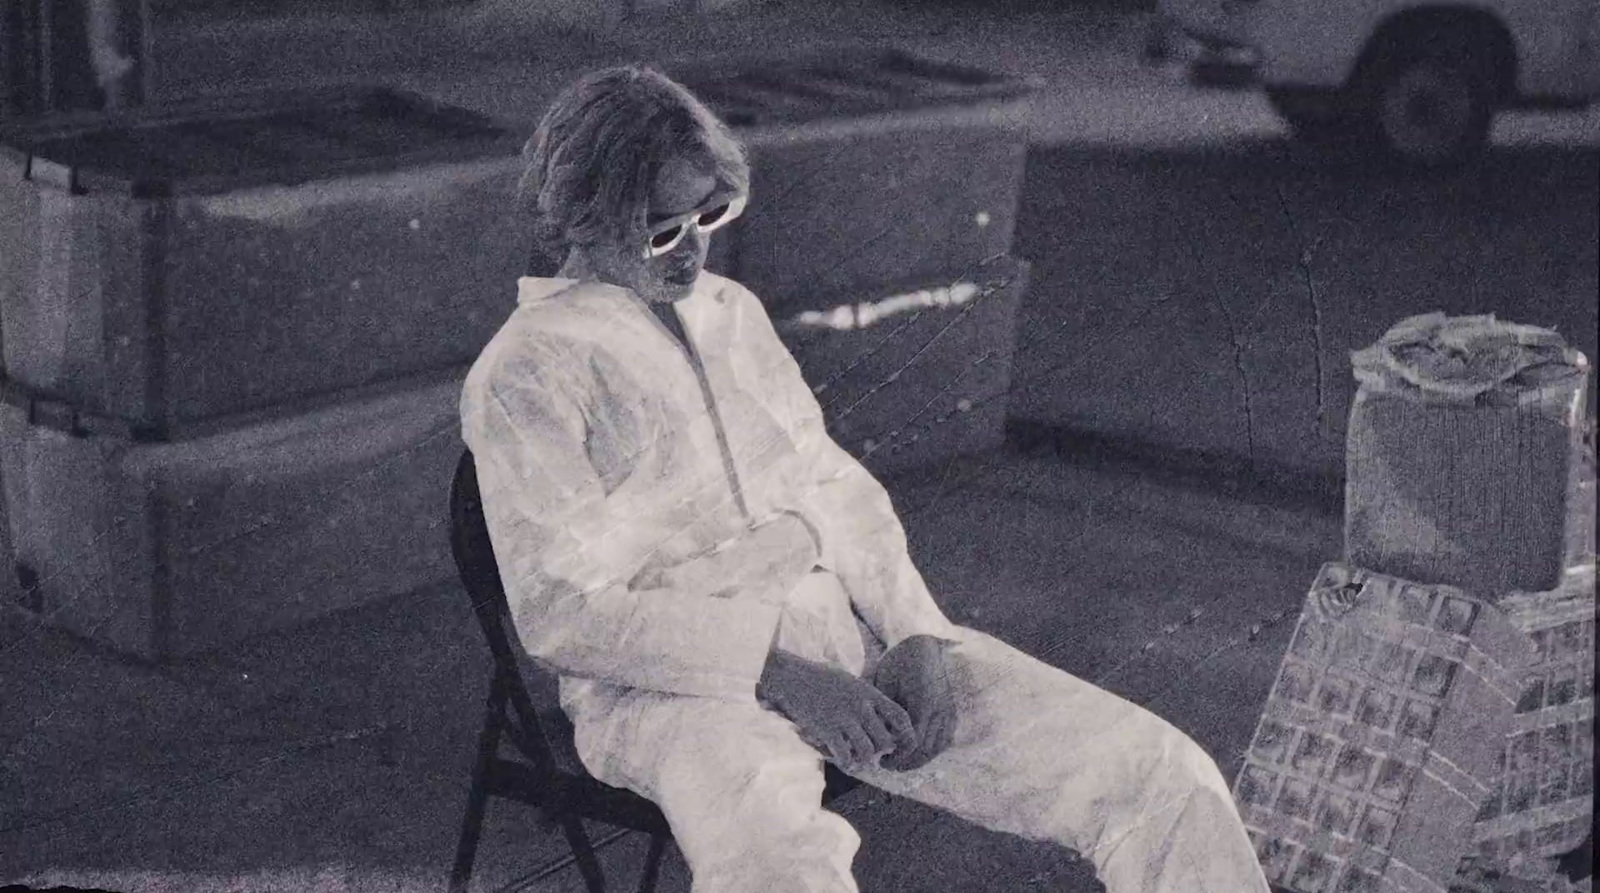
[1357,39,1494,164]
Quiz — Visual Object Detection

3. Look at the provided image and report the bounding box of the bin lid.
[0,87,523,197]
[662,48,1037,128]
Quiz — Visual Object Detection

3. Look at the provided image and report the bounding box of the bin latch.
[0,372,162,442]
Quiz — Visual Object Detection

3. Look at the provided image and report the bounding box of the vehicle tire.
[1266,87,1352,143]
[1354,35,1496,165]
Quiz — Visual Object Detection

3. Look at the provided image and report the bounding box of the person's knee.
[659,755,861,892]
[1146,718,1232,803]
[694,808,860,893]
[737,774,861,856]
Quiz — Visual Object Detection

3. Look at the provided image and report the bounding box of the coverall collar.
[517,276,616,306]
[515,275,720,325]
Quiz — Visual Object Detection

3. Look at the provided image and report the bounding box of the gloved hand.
[873,634,958,771]
[757,648,913,770]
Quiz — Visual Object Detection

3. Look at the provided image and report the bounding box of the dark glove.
[873,634,958,772]
[758,649,914,770]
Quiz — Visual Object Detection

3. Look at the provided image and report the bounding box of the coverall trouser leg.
[568,630,1269,893]
[572,692,863,893]
[845,631,1271,893]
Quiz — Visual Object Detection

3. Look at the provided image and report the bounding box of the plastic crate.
[1460,421,1592,890]
[1467,577,1596,878]
[1235,562,1528,893]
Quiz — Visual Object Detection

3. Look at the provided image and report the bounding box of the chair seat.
[488,753,674,834]
[516,666,590,777]
[517,665,862,804]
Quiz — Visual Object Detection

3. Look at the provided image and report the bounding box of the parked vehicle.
[1150,0,1600,163]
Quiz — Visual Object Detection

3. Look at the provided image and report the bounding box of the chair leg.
[450,678,508,893]
[637,833,669,893]
[562,815,608,893]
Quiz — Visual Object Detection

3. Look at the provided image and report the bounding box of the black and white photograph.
[1,0,1596,890]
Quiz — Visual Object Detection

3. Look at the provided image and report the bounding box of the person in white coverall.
[459,64,1272,893]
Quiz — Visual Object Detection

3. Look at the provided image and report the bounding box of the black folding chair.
[447,449,860,892]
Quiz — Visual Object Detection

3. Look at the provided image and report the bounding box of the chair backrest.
[451,449,595,781]
[449,450,526,676]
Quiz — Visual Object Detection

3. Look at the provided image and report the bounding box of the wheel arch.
[1349,5,1519,102]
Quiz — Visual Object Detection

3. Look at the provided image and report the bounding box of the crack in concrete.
[1179,237,1256,466]
[1226,312,1257,464]
[1273,185,1328,438]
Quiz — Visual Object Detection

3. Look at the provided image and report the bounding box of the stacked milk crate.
[1234,313,1596,893]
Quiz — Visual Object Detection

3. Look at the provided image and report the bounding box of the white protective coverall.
[459,272,1271,893]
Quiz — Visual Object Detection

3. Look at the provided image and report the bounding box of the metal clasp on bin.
[27,393,84,436]
[0,372,157,441]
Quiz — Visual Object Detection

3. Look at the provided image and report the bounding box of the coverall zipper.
[648,302,753,521]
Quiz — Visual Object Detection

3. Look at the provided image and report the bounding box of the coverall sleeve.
[733,285,960,651]
[462,354,783,702]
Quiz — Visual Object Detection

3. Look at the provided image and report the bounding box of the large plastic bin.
[0,57,1032,654]
[0,86,524,436]
[0,368,464,660]
[776,255,1030,477]
[664,49,1037,318]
